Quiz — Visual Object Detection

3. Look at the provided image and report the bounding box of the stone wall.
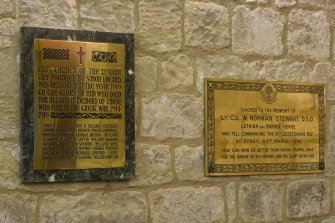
[0,0,334,222]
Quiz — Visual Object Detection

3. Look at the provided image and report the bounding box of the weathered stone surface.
[18,0,77,28]
[26,181,107,193]
[0,0,14,17]
[288,9,330,59]
[257,0,269,4]
[260,60,310,82]
[322,216,335,223]
[0,52,18,96]
[298,0,328,7]
[295,221,322,223]
[226,183,237,223]
[196,55,260,93]
[0,95,18,140]
[0,193,37,223]
[138,0,182,53]
[135,56,157,93]
[287,180,330,218]
[40,192,147,223]
[184,1,229,49]
[310,63,335,100]
[261,60,334,98]
[175,146,204,181]
[239,182,283,222]
[246,0,268,3]
[331,108,335,137]
[79,0,134,32]
[308,63,328,81]
[0,141,20,189]
[275,0,297,7]
[0,18,16,49]
[232,6,284,56]
[150,186,224,223]
[0,52,19,140]
[141,94,202,140]
[294,221,318,223]
[326,141,335,176]
[130,143,172,186]
[161,54,193,89]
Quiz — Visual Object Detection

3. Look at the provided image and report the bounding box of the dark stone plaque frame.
[20,27,135,182]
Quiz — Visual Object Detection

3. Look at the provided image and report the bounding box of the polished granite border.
[20,27,135,182]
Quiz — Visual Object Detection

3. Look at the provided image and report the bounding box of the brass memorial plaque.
[205,79,326,176]
[34,39,125,170]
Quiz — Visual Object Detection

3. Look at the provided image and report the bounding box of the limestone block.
[226,183,237,223]
[175,146,204,181]
[0,0,14,17]
[27,182,108,193]
[0,18,16,49]
[141,94,202,140]
[262,60,334,98]
[239,182,283,222]
[310,62,335,100]
[130,143,172,186]
[287,180,330,218]
[18,0,77,28]
[288,9,330,59]
[0,141,20,189]
[0,112,17,145]
[0,52,18,96]
[40,192,147,223]
[257,0,269,3]
[261,60,310,82]
[246,0,269,3]
[135,56,157,93]
[326,140,335,176]
[331,107,335,137]
[0,193,37,223]
[184,1,229,49]
[196,55,260,93]
[322,216,335,223]
[298,0,328,7]
[80,0,134,32]
[161,54,193,89]
[150,186,224,223]
[232,6,284,56]
[275,0,297,7]
[138,0,182,53]
[0,52,19,139]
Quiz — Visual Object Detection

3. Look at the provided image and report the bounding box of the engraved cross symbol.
[77,47,85,65]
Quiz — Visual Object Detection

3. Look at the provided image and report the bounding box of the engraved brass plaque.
[205,79,326,176]
[34,39,125,170]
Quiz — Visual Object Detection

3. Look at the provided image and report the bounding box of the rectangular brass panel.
[205,79,326,176]
[34,39,126,170]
